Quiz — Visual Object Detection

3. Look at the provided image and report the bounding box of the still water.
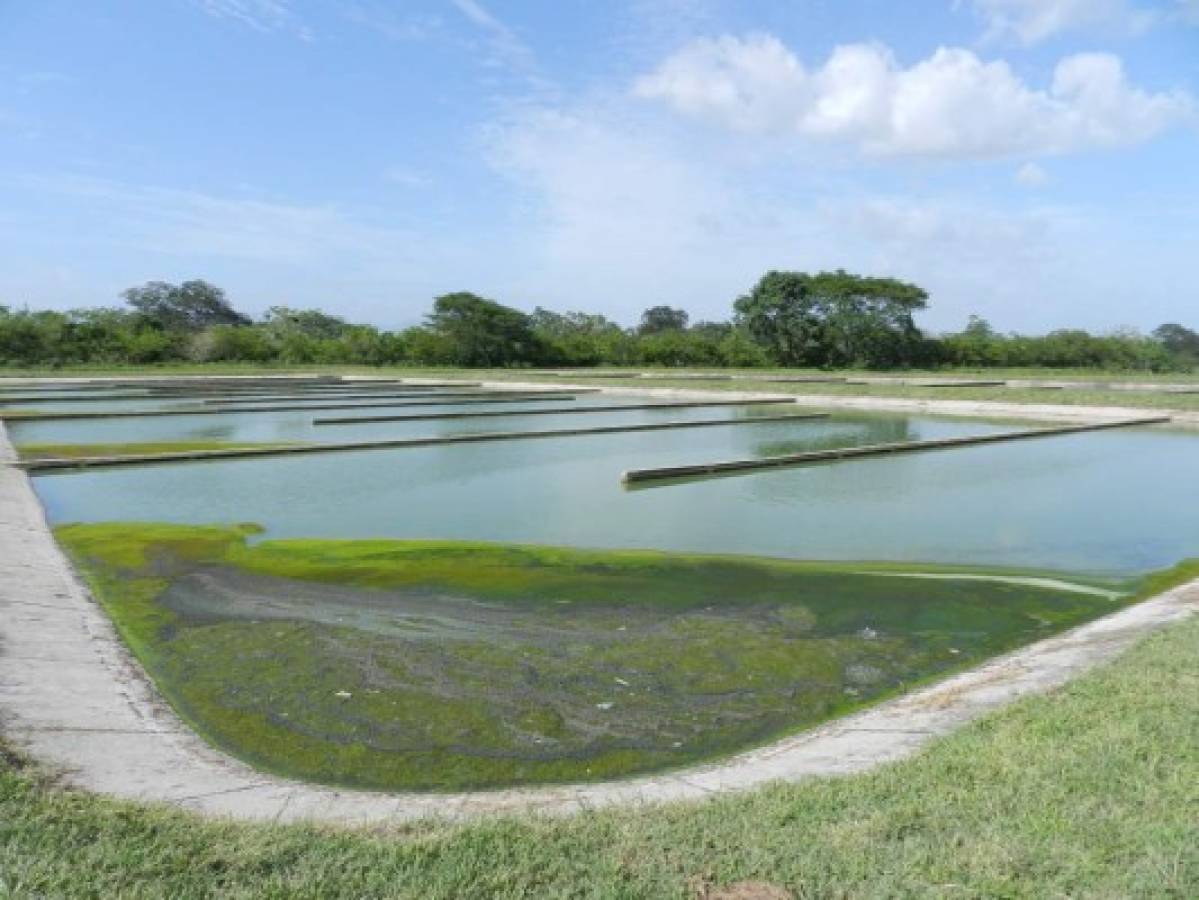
[25,406,1199,574]
[8,396,816,444]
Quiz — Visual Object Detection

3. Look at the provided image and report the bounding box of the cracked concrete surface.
[1,397,1197,824]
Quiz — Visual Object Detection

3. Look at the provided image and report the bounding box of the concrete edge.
[486,379,1199,429]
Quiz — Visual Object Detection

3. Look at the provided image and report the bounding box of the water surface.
[29,408,1199,573]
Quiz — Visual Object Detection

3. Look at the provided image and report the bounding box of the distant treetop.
[122,280,250,331]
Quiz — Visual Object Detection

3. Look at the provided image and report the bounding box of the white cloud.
[483,104,814,322]
[344,4,442,42]
[0,173,479,322]
[1175,0,1199,23]
[450,0,541,82]
[190,0,312,40]
[967,0,1199,42]
[15,174,415,267]
[485,107,738,271]
[480,101,1083,328]
[634,35,1194,160]
[1015,161,1050,186]
[835,195,1058,269]
[967,0,1155,44]
[383,166,432,188]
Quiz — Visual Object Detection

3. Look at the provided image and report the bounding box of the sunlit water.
[7,394,807,443]
[20,399,1199,573]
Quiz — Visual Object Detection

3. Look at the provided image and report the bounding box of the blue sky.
[1,0,1196,332]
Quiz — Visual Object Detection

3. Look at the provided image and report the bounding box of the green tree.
[718,329,771,367]
[734,270,928,368]
[638,305,689,335]
[531,308,628,365]
[190,325,276,362]
[942,315,1005,366]
[1153,323,1199,363]
[122,280,250,331]
[635,330,722,367]
[426,292,542,367]
[262,306,348,340]
[401,326,456,365]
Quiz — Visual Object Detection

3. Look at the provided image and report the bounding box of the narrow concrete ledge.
[621,416,1170,485]
[487,379,1199,428]
[0,391,597,423]
[313,397,795,426]
[20,411,824,472]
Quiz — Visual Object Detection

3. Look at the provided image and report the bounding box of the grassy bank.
[2,608,1195,897]
[55,522,1148,792]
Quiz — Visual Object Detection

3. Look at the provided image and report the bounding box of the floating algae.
[55,521,1149,792]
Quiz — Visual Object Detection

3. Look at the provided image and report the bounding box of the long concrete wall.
[622,416,1170,484]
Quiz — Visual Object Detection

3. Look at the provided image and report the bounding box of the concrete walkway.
[1,402,1198,824]
[512,380,1199,428]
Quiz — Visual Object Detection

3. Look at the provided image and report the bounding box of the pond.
[15,390,1199,790]
[23,407,1199,572]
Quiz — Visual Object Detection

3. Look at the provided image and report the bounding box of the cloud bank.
[634,35,1194,160]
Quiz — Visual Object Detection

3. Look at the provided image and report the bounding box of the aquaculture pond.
[12,391,1199,791]
[24,411,1199,571]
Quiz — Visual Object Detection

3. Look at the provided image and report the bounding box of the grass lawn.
[1,608,1195,897]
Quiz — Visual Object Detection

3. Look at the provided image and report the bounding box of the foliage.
[121,280,250,331]
[262,305,348,341]
[638,305,689,334]
[530,308,634,366]
[1154,323,1199,365]
[425,292,544,367]
[190,324,276,363]
[0,273,1194,371]
[941,316,1182,372]
[734,270,929,368]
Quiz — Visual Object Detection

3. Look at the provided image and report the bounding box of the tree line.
[1,272,1195,372]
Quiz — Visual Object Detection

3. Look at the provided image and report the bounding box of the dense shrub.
[0,276,1193,372]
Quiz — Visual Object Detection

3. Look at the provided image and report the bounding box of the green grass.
[53,521,1184,793]
[14,441,301,461]
[2,609,1196,897]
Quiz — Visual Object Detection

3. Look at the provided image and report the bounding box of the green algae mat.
[56,522,1144,791]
